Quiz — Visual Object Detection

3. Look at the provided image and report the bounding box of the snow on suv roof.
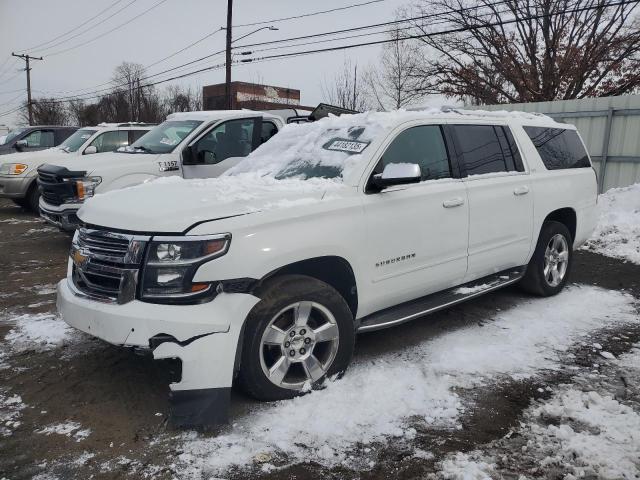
[228,107,568,186]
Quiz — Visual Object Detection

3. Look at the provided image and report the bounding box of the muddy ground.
[0,198,638,479]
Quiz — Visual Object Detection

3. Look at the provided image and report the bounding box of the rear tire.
[519,221,572,296]
[237,274,355,401]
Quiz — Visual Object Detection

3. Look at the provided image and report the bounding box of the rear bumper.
[39,199,82,231]
[0,174,33,199]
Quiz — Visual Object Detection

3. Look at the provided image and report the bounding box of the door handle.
[443,197,465,208]
[513,186,530,196]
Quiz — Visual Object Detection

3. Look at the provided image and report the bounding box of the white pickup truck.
[37,110,284,230]
[56,108,598,427]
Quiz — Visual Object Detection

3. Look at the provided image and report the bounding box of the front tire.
[237,275,355,401]
[27,183,40,213]
[520,221,572,296]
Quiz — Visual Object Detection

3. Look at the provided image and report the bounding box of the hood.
[37,151,159,174]
[0,148,68,166]
[78,173,347,233]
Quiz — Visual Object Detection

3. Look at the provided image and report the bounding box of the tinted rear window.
[523,127,590,170]
[453,125,510,175]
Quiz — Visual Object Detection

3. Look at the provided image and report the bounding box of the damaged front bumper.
[57,279,260,427]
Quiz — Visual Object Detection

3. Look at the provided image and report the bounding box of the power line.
[233,0,387,28]
[14,0,129,53]
[45,0,168,57]
[234,0,512,51]
[25,0,509,100]
[240,0,640,64]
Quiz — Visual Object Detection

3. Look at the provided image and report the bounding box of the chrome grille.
[70,228,149,303]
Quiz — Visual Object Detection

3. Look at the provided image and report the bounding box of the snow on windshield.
[227,111,408,181]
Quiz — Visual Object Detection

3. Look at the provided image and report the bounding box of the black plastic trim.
[169,387,231,429]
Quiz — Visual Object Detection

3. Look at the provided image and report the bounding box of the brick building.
[203,81,311,110]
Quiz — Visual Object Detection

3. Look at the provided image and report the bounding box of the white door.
[182,117,261,179]
[450,124,534,280]
[361,124,469,315]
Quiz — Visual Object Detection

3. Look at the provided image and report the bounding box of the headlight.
[141,234,231,303]
[0,163,28,175]
[74,176,101,201]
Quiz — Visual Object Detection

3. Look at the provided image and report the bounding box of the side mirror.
[84,146,98,155]
[370,163,422,192]
[15,139,27,151]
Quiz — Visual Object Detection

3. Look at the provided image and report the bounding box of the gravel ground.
[0,198,638,480]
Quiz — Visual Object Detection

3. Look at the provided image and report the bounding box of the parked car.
[56,108,598,428]
[0,123,152,212]
[0,125,77,155]
[37,111,284,231]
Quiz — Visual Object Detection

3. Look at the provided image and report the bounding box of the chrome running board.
[357,266,526,333]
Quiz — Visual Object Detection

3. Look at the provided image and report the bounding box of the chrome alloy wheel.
[259,301,340,390]
[544,233,569,287]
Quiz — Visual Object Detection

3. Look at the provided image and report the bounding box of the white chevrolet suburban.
[38,111,284,230]
[56,108,598,428]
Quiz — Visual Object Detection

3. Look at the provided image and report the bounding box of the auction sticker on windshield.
[323,138,370,154]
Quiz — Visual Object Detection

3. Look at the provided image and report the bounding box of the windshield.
[126,120,203,154]
[227,112,390,181]
[2,128,26,145]
[59,129,97,152]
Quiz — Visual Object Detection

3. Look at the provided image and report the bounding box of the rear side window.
[523,127,590,170]
[454,125,523,175]
[89,130,128,153]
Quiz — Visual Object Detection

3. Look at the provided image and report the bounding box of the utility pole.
[225,0,233,109]
[11,52,43,126]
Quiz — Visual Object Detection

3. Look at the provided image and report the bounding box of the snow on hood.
[78,173,346,232]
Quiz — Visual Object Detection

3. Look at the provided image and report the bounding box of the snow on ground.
[36,421,91,442]
[583,182,640,264]
[4,313,73,352]
[174,285,639,477]
[0,390,26,437]
[430,341,640,480]
[528,388,640,479]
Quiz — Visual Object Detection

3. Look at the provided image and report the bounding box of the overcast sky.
[0,0,437,127]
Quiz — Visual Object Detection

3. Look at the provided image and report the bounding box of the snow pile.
[4,314,73,351]
[583,182,640,264]
[36,421,91,442]
[176,285,638,476]
[438,452,495,480]
[527,389,640,479]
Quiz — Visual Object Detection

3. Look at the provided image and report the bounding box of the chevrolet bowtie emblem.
[72,249,89,267]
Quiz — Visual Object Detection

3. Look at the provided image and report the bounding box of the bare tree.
[409,0,640,104]
[163,85,202,114]
[363,26,424,110]
[21,98,68,125]
[112,61,148,120]
[321,59,369,111]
